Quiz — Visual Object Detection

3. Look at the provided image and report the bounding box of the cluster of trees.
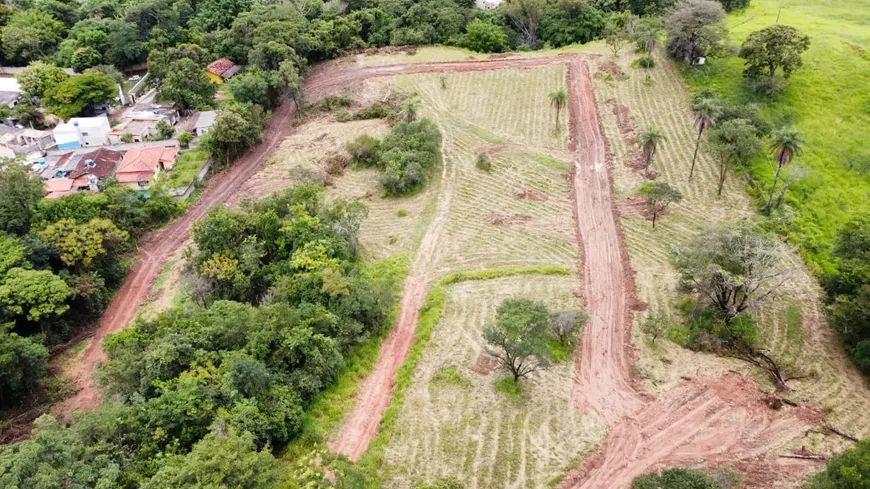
[347,117,443,196]
[0,165,179,407]
[483,298,587,382]
[0,184,403,487]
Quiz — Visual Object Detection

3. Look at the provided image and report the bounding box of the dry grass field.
[381,276,606,489]
[588,45,870,453]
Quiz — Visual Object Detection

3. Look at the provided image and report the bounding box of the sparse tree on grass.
[401,98,418,123]
[739,24,811,95]
[641,309,669,345]
[550,309,589,345]
[765,126,803,215]
[672,222,791,327]
[672,222,793,388]
[690,97,718,178]
[707,118,761,195]
[484,298,551,382]
[638,181,683,228]
[665,0,727,65]
[638,126,666,181]
[548,88,568,133]
[634,17,665,70]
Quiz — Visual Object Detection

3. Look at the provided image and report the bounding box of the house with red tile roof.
[44,178,76,199]
[115,146,178,190]
[205,58,240,84]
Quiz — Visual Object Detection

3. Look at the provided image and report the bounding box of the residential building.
[53,116,111,149]
[0,91,22,108]
[0,126,55,154]
[44,177,77,199]
[115,146,178,189]
[127,102,180,125]
[67,147,123,184]
[192,110,220,136]
[109,118,165,144]
[205,58,240,84]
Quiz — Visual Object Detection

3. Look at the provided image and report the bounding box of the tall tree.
[738,24,810,95]
[665,0,727,64]
[765,126,803,215]
[44,72,116,120]
[548,88,568,133]
[483,298,551,381]
[0,324,49,407]
[160,58,217,111]
[689,97,718,178]
[638,181,683,228]
[634,17,664,66]
[0,268,72,323]
[707,118,761,195]
[16,60,69,98]
[638,126,666,181]
[0,164,45,236]
[504,0,545,48]
[40,218,129,270]
[0,10,66,63]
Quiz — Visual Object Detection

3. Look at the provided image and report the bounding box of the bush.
[379,119,442,196]
[632,468,732,489]
[177,131,194,147]
[346,134,382,167]
[462,19,508,53]
[476,153,493,172]
[321,95,352,111]
[632,56,656,69]
[807,439,870,489]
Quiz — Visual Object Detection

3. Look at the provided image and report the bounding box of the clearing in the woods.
[58,42,870,488]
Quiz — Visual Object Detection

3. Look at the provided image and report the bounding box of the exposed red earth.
[51,52,822,488]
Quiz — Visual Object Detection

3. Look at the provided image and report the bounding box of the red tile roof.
[206,58,236,77]
[45,178,73,193]
[68,148,122,179]
[116,146,178,183]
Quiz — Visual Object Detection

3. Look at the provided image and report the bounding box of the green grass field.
[680,0,870,274]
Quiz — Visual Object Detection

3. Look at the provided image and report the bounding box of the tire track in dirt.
[557,58,821,489]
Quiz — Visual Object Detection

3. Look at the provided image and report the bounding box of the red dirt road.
[556,58,818,488]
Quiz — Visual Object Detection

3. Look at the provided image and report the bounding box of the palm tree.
[548,88,568,132]
[401,98,418,122]
[638,126,666,181]
[766,126,803,215]
[690,98,717,178]
[634,18,664,72]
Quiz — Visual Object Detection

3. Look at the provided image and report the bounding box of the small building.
[205,58,240,84]
[109,118,165,145]
[0,91,22,108]
[192,110,220,136]
[53,116,111,149]
[0,127,55,154]
[127,102,180,125]
[67,147,123,184]
[44,177,77,199]
[115,146,178,190]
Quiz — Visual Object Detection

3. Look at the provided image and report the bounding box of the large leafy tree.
[738,24,810,95]
[40,218,129,270]
[504,0,546,48]
[143,427,284,489]
[147,44,210,83]
[665,0,727,64]
[203,110,260,169]
[16,60,70,98]
[807,439,870,489]
[638,181,682,228]
[44,72,117,120]
[0,164,45,236]
[0,268,72,323]
[461,18,508,54]
[707,118,761,195]
[539,0,605,48]
[483,298,551,381]
[0,10,66,63]
[160,58,216,111]
[672,222,791,326]
[826,214,870,374]
[0,323,49,407]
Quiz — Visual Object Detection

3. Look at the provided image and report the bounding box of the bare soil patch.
[471,354,499,375]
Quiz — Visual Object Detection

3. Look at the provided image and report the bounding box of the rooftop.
[68,148,123,179]
[194,110,220,129]
[117,146,178,181]
[0,91,22,106]
[206,58,237,77]
[55,116,110,131]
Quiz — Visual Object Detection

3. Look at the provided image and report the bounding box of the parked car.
[128,75,142,81]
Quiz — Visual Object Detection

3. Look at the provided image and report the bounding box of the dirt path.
[556,58,819,488]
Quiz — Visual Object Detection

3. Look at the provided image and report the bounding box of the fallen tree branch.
[781,398,800,407]
[780,453,828,461]
[824,424,860,443]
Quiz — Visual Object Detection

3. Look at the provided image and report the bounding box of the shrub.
[379,119,442,196]
[177,131,194,147]
[346,135,382,167]
[632,56,656,69]
[632,468,732,489]
[120,132,133,143]
[321,95,352,111]
[397,209,408,217]
[461,19,508,53]
[476,153,493,172]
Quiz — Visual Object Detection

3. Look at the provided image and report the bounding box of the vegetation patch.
[166,150,210,189]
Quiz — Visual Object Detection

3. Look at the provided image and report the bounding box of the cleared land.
[382,276,606,489]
